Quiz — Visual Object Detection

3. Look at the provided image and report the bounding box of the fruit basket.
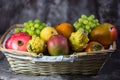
[0,24,117,76]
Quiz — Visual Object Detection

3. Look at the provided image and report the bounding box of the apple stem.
[18,40,23,46]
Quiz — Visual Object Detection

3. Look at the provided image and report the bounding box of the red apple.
[47,35,69,56]
[110,23,118,41]
[5,32,31,51]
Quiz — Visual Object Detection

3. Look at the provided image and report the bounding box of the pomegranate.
[5,32,31,51]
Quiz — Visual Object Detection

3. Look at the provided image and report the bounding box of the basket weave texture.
[0,24,116,76]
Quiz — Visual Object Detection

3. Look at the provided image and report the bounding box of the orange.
[55,22,74,39]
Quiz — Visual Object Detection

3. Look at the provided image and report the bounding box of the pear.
[40,27,58,42]
[89,23,117,46]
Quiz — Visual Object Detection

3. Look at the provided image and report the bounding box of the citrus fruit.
[55,22,74,39]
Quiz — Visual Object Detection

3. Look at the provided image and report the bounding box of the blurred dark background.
[0,0,120,79]
[0,0,120,34]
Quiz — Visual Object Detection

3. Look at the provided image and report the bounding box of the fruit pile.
[5,14,118,56]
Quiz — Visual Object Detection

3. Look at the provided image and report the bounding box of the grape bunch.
[15,19,47,37]
[73,14,99,33]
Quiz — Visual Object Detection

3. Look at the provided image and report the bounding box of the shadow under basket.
[0,24,117,76]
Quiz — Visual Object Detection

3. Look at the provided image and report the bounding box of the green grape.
[28,20,33,23]
[26,29,30,33]
[81,14,87,19]
[74,23,80,30]
[78,18,82,22]
[91,24,96,28]
[14,28,22,33]
[22,28,27,32]
[79,28,84,31]
[35,29,40,35]
[39,26,43,31]
[95,19,98,23]
[41,23,46,27]
[25,23,30,28]
[32,35,37,38]
[88,22,92,26]
[90,15,95,19]
[34,24,39,28]
[28,30,34,36]
[73,22,78,27]
[97,23,99,25]
[20,19,47,37]
[31,27,35,30]
[83,20,88,24]
[73,14,99,34]
[34,19,40,23]
[88,16,93,21]
[85,26,90,30]
[29,23,34,27]
[23,22,28,27]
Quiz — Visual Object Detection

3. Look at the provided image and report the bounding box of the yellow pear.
[40,27,58,42]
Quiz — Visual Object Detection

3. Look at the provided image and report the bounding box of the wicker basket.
[0,24,116,76]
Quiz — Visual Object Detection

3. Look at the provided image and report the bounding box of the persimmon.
[85,41,104,52]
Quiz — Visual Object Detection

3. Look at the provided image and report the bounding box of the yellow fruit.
[40,27,58,42]
[55,22,74,39]
[69,29,89,52]
[27,37,46,54]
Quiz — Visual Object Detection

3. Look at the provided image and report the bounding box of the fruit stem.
[92,44,102,51]
[18,40,23,46]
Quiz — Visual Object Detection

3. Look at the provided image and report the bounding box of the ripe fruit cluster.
[5,14,118,56]
[73,14,99,33]
[15,19,47,37]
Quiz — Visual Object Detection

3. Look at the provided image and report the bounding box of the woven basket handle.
[0,24,20,50]
[0,24,39,58]
[0,24,23,48]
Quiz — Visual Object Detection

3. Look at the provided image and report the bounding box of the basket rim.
[0,24,117,58]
